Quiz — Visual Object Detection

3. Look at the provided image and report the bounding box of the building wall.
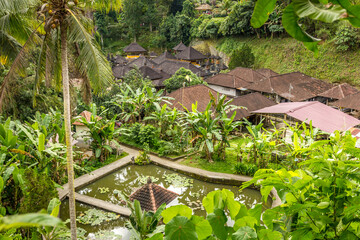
[208,84,237,97]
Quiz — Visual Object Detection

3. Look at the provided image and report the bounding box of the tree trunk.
[150,22,153,32]
[61,23,77,240]
[45,47,52,88]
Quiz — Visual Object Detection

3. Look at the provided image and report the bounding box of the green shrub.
[138,125,159,148]
[130,123,142,144]
[234,162,258,176]
[228,44,255,69]
[19,169,58,214]
[134,151,151,165]
[334,26,360,51]
[163,67,203,93]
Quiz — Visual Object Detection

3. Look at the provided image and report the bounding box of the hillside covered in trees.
[94,0,360,85]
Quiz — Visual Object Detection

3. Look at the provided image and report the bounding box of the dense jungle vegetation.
[1,0,360,239]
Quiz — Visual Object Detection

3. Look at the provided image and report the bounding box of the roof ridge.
[286,101,318,113]
[148,183,157,212]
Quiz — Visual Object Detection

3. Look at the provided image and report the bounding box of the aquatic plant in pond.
[138,176,159,184]
[76,209,120,226]
[163,173,193,188]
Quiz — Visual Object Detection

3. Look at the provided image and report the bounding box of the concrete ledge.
[74,193,131,217]
[58,156,132,200]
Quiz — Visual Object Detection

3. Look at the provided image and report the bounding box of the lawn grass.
[181,137,249,174]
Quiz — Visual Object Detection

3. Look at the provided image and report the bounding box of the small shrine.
[130,178,178,212]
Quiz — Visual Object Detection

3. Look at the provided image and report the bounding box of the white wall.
[208,84,237,97]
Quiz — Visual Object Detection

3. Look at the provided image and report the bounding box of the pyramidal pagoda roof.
[175,46,207,61]
[123,42,146,53]
[173,42,187,52]
[129,178,178,212]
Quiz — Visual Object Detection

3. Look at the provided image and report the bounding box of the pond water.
[60,164,270,239]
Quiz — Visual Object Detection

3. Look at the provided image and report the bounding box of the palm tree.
[0,0,121,238]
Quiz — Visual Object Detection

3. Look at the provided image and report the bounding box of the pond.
[60,164,270,239]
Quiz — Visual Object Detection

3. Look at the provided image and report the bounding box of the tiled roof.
[255,68,279,78]
[318,83,359,100]
[149,51,158,57]
[331,91,360,111]
[153,51,177,65]
[139,66,163,80]
[173,42,187,52]
[166,85,223,112]
[205,73,251,89]
[175,46,207,61]
[129,178,178,212]
[227,67,266,84]
[229,93,276,120]
[123,42,146,53]
[114,55,128,65]
[73,111,102,126]
[246,72,333,102]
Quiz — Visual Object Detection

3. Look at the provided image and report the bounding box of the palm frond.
[80,0,122,12]
[67,10,113,94]
[0,24,42,112]
[0,31,22,64]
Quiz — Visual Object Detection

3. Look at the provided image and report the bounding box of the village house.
[123,42,147,59]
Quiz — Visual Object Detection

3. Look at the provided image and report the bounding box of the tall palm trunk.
[61,23,77,240]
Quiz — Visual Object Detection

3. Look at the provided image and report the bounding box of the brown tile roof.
[175,46,207,61]
[157,60,205,77]
[255,68,279,78]
[229,93,276,120]
[331,92,360,111]
[246,72,333,102]
[205,73,251,89]
[173,42,187,52]
[153,51,177,65]
[166,85,222,112]
[73,111,102,126]
[114,55,128,65]
[139,66,163,80]
[318,83,359,100]
[129,178,178,212]
[123,42,146,53]
[127,56,158,68]
[227,67,266,83]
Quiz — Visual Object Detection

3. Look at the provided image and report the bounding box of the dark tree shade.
[228,44,255,70]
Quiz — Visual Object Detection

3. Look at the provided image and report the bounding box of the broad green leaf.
[95,148,101,158]
[248,204,262,225]
[258,229,283,240]
[146,233,163,240]
[339,230,358,239]
[293,0,345,22]
[207,209,228,240]
[260,186,273,203]
[47,198,61,217]
[231,226,257,240]
[317,202,329,209]
[38,133,45,152]
[222,189,240,219]
[165,216,197,240]
[190,215,212,240]
[282,4,320,52]
[0,213,65,231]
[263,208,282,230]
[0,177,4,193]
[251,0,278,28]
[233,216,258,231]
[290,228,313,240]
[161,205,192,224]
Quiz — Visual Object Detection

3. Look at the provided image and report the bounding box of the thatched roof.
[127,56,158,68]
[157,60,206,77]
[123,42,146,53]
[149,51,158,57]
[331,92,360,111]
[175,47,207,61]
[173,42,187,52]
[318,83,359,100]
[112,65,132,79]
[153,51,177,65]
[129,178,178,212]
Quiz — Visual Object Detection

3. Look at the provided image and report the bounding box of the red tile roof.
[205,73,251,89]
[227,67,267,84]
[73,111,102,126]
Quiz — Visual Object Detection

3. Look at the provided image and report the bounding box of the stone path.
[59,144,281,216]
